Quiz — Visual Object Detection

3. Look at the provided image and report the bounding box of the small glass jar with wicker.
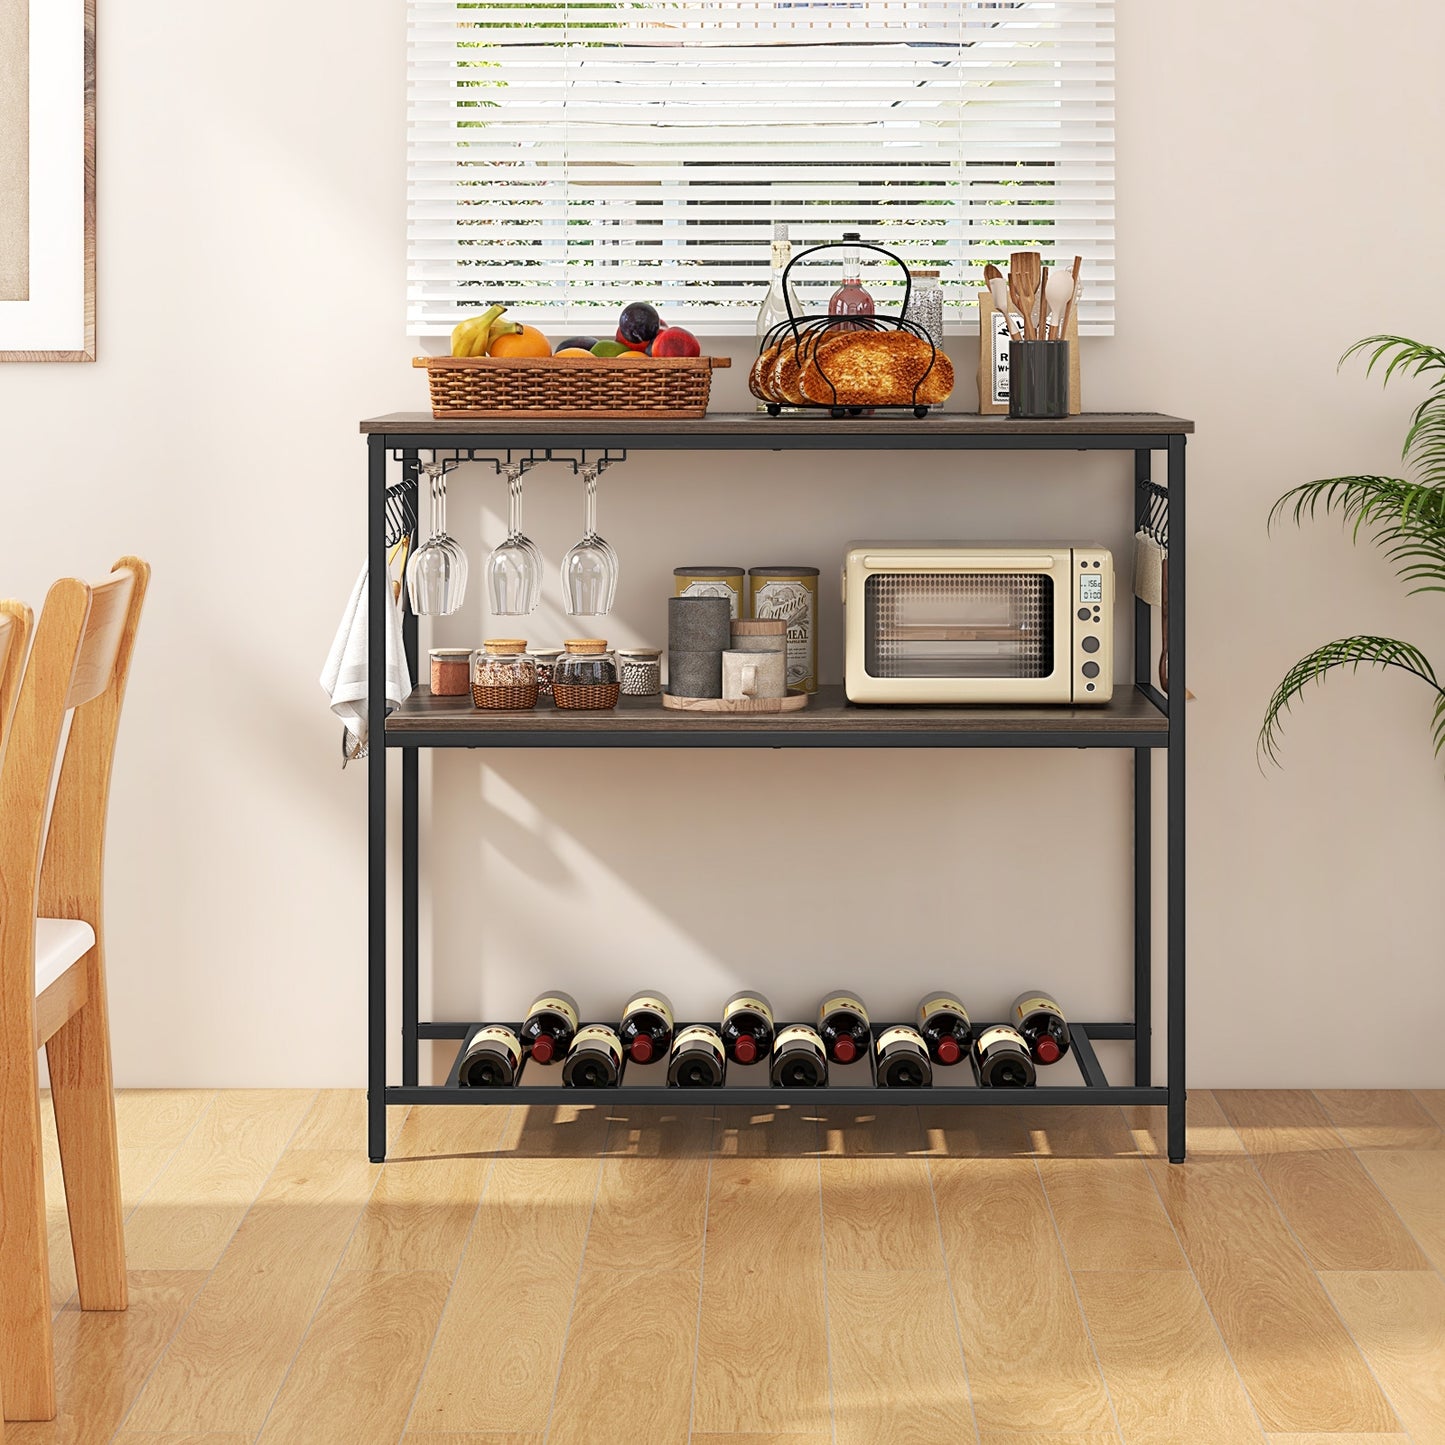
[553,639,621,710]
[470,640,539,710]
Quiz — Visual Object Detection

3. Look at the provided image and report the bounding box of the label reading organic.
[627,994,675,1028]
[723,994,774,1025]
[819,994,869,1025]
[1012,995,1064,1023]
[531,995,579,1031]
[753,578,816,691]
[991,309,1012,406]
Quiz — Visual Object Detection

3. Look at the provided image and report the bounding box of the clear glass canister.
[526,647,563,699]
[617,647,662,697]
[553,638,620,709]
[903,269,944,355]
[470,639,538,710]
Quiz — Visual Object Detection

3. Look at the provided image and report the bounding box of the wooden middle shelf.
[385,683,1170,749]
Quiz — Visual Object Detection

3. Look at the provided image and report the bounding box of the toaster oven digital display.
[1079,574,1103,603]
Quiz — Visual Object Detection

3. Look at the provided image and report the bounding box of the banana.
[450,304,507,357]
[478,321,522,356]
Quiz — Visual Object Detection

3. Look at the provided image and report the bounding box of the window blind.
[407,1,1115,336]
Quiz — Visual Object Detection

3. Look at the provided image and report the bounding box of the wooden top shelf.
[386,684,1170,749]
[360,410,1194,443]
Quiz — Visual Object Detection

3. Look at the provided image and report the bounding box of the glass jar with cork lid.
[553,638,620,710]
[470,639,538,710]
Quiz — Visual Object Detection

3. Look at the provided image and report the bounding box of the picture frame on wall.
[0,0,95,362]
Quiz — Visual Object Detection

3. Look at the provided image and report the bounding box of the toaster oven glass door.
[864,571,1056,680]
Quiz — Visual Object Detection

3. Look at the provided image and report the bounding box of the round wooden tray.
[662,692,810,714]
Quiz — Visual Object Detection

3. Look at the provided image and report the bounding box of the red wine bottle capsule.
[817,991,871,1064]
[972,1024,1037,1088]
[618,991,675,1065]
[520,990,579,1065]
[771,1024,829,1088]
[916,993,973,1065]
[458,1026,523,1087]
[562,1024,624,1088]
[668,1025,727,1088]
[875,1025,933,1088]
[1009,990,1071,1065]
[719,991,775,1065]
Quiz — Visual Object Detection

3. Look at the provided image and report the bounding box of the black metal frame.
[365,420,1188,1163]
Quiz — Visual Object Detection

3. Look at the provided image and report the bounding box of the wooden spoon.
[1058,254,1083,337]
[1045,267,1074,340]
[984,263,1021,341]
[1010,251,1041,341]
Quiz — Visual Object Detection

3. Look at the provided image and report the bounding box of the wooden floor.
[15,1088,1445,1444]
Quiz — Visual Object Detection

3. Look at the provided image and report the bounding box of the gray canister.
[668,649,723,699]
[668,595,732,654]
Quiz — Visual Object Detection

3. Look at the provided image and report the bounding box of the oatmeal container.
[748,566,819,693]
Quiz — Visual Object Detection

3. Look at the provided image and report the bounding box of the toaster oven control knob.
[1081,636,1100,653]
[1082,661,1101,679]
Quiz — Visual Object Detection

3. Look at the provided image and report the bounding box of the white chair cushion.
[35,918,95,996]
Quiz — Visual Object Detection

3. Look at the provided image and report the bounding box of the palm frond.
[1341,336,1445,487]
[1269,474,1445,593]
[1259,635,1444,766]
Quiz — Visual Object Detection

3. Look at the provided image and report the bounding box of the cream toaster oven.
[843,545,1114,704]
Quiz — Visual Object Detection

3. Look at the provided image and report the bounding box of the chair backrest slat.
[0,599,32,746]
[64,571,135,710]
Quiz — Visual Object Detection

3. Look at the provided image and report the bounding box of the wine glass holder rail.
[360,411,1193,1162]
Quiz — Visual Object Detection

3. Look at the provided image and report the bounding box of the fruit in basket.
[554,348,594,359]
[651,326,701,358]
[618,302,663,347]
[487,324,552,358]
[557,335,600,353]
[450,304,508,357]
[617,351,649,362]
[591,339,630,358]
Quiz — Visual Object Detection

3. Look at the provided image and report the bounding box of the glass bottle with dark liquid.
[916,993,973,1066]
[669,1025,727,1088]
[875,1025,933,1088]
[1010,990,1071,1065]
[458,1025,523,1087]
[817,991,872,1064]
[520,990,579,1065]
[562,1024,624,1088]
[771,1024,829,1087]
[972,1024,1037,1088]
[618,991,675,1065]
[828,231,875,332]
[719,991,775,1065]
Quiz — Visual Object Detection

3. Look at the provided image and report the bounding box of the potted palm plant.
[1262,337,1445,765]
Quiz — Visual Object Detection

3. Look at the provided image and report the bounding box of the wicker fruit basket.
[414,355,732,420]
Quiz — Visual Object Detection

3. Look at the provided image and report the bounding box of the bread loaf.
[799,330,953,407]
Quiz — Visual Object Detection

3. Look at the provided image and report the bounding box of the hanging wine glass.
[561,463,619,616]
[407,458,466,615]
[485,463,542,615]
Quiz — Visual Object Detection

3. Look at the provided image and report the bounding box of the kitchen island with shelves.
[360,411,1193,1161]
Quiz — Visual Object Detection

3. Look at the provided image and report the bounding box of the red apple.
[614,327,651,353]
[651,326,701,358]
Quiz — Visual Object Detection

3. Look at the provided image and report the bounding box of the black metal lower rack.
[378,1020,1166,1110]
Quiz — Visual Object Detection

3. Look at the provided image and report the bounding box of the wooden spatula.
[1010,251,1041,340]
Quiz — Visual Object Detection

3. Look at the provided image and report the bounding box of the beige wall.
[1,0,1443,1088]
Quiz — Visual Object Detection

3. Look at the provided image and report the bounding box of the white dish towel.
[321,563,412,765]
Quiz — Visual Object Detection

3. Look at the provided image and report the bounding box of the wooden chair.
[0,558,149,1422]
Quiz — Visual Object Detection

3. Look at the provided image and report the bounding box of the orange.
[616,351,649,362]
[554,347,594,359]
[487,324,552,358]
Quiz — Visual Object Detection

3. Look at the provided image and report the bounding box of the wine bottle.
[971,1024,1037,1088]
[1009,989,1071,1065]
[817,991,871,1064]
[770,1024,829,1088]
[719,991,775,1065]
[458,1025,523,1088]
[668,1024,727,1088]
[562,1023,624,1088]
[875,1025,933,1088]
[618,991,675,1065]
[520,990,579,1065]
[828,231,875,332]
[755,224,804,338]
[916,993,973,1066]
